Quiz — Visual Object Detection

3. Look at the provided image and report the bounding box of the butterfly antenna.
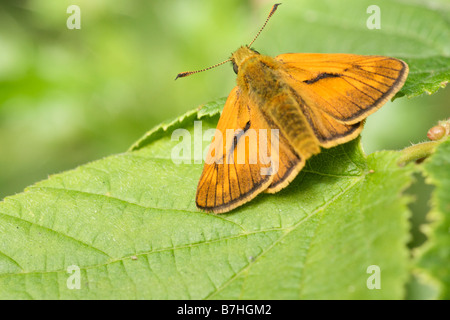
[175,3,281,80]
[175,58,231,80]
[247,3,281,48]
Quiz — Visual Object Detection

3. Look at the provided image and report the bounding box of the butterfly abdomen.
[266,92,321,159]
[237,54,281,93]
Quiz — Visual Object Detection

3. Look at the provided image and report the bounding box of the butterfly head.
[231,46,260,74]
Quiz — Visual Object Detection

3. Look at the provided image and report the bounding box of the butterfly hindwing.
[264,131,304,193]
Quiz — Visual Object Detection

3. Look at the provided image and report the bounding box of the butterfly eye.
[232,61,239,74]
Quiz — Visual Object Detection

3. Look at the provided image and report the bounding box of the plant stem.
[397,139,445,166]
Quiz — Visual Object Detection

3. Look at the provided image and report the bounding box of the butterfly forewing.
[276,53,408,127]
[196,87,277,213]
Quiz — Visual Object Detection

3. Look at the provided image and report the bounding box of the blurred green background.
[0,0,448,203]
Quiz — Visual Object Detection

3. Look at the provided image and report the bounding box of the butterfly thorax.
[231,47,284,97]
[231,47,322,162]
[231,46,260,68]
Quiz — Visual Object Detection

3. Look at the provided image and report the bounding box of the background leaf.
[415,139,450,299]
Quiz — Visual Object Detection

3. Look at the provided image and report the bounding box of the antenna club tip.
[175,72,190,80]
[271,3,282,13]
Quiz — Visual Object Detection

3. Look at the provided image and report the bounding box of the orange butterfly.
[176,3,408,214]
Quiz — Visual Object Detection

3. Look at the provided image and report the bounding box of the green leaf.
[400,57,450,98]
[0,104,415,299]
[415,139,450,299]
[129,98,225,151]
